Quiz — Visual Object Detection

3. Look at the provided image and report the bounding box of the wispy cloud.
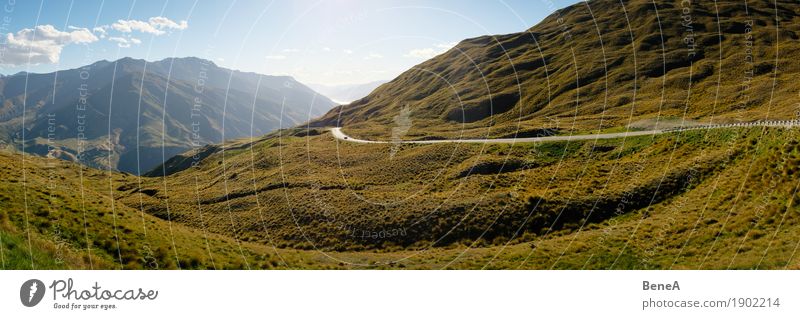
[1,25,98,65]
[108,16,187,35]
[148,16,188,31]
[108,36,131,48]
[87,16,186,49]
[108,36,141,48]
[404,42,457,59]
[92,26,107,38]
[363,53,383,60]
[265,55,287,60]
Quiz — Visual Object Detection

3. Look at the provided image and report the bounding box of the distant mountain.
[312,0,799,139]
[308,80,387,104]
[0,57,335,174]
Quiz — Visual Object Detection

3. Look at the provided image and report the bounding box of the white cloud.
[108,37,131,48]
[1,25,98,65]
[92,26,107,38]
[282,48,299,53]
[111,16,187,35]
[265,55,286,60]
[322,47,331,52]
[107,36,141,48]
[343,49,353,55]
[363,53,383,60]
[112,20,160,35]
[17,25,98,43]
[98,16,186,46]
[147,16,188,31]
[404,41,457,59]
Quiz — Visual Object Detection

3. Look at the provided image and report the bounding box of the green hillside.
[4,125,799,269]
[312,0,798,140]
[116,125,799,269]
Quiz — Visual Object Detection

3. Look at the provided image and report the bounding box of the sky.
[0,0,579,86]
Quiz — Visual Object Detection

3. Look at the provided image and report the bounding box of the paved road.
[331,120,800,144]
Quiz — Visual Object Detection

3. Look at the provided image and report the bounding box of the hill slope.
[0,57,335,174]
[117,124,800,269]
[312,0,799,140]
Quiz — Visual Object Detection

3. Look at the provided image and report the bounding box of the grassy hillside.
[113,125,799,269]
[312,0,798,140]
[2,124,799,269]
[0,150,302,269]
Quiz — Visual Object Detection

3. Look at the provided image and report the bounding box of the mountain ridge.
[0,56,336,174]
[311,0,799,140]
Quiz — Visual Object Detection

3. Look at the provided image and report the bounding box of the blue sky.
[0,0,579,85]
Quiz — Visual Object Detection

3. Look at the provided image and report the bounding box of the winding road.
[331,120,800,144]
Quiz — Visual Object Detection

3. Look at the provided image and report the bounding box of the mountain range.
[0,57,335,174]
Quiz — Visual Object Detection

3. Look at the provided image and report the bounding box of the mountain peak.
[101,56,219,70]
[155,56,218,68]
